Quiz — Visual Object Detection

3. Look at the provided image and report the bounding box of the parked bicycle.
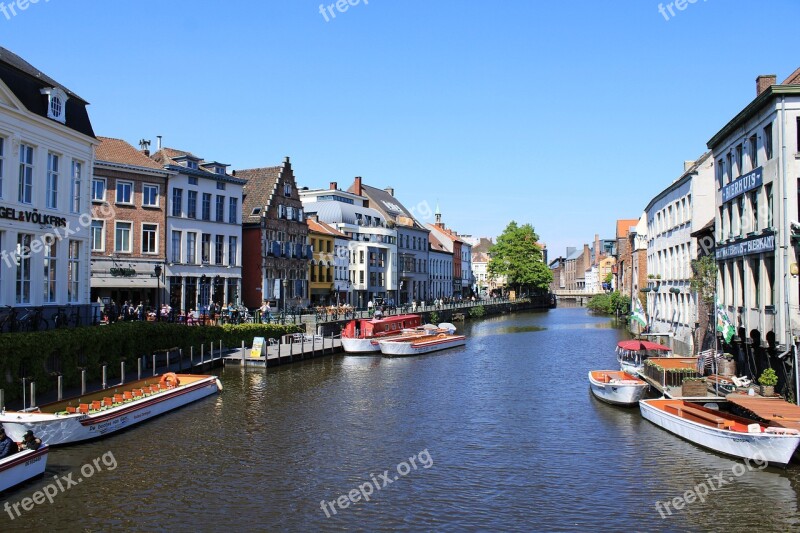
[18,307,49,332]
[0,306,19,333]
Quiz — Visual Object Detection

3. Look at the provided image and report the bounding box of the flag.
[631,297,647,328]
[716,299,735,343]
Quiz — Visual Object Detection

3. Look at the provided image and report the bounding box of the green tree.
[587,291,628,315]
[690,254,717,305]
[488,221,553,295]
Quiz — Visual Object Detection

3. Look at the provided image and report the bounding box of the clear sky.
[3,0,799,256]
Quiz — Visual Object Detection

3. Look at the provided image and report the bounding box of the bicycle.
[0,306,19,333]
[53,307,69,328]
[18,307,50,332]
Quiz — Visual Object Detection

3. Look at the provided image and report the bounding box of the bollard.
[30,382,35,408]
[190,346,194,366]
[241,340,245,364]
[81,370,86,395]
[121,361,126,385]
[138,357,142,380]
[57,375,63,401]
[152,354,157,377]
[290,337,293,361]
[210,342,213,360]
[102,364,107,390]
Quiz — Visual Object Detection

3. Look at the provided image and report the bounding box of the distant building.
[427,206,472,298]
[429,232,454,299]
[614,218,640,296]
[307,217,349,306]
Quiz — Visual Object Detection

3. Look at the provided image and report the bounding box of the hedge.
[0,322,303,403]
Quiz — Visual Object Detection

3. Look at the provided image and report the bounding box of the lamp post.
[153,264,162,322]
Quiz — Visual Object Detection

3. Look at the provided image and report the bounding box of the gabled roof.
[427,223,466,245]
[0,46,94,138]
[237,166,282,223]
[307,218,348,239]
[353,182,427,230]
[471,237,494,254]
[565,247,584,261]
[429,232,452,254]
[616,219,639,240]
[96,137,167,171]
[472,252,490,263]
[151,147,247,185]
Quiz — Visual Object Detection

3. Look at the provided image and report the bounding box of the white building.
[429,232,454,300]
[0,47,97,323]
[152,146,245,313]
[644,152,715,355]
[300,186,398,308]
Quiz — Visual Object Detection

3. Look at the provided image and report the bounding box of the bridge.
[552,289,602,305]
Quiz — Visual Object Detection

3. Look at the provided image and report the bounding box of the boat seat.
[114,393,124,404]
[66,406,76,413]
[668,404,734,429]
[78,403,89,414]
[123,391,133,401]
[103,397,114,407]
[132,389,142,398]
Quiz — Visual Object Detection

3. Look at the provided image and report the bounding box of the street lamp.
[153,264,162,322]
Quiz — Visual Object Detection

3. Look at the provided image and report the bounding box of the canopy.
[617,340,671,352]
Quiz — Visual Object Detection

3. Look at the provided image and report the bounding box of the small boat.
[0,446,48,492]
[616,340,672,376]
[0,374,222,446]
[588,370,649,406]
[341,314,422,354]
[378,323,466,357]
[640,399,800,468]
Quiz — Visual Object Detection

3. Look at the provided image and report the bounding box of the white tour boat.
[341,314,423,353]
[0,374,222,446]
[588,370,649,406]
[616,339,672,376]
[378,323,466,357]
[0,446,48,492]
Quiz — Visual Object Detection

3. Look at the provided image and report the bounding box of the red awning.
[617,340,671,352]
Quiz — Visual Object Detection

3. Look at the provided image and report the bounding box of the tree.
[690,254,717,305]
[488,221,552,295]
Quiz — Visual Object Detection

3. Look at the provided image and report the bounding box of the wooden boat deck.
[589,371,644,384]
[647,399,763,432]
[726,394,800,433]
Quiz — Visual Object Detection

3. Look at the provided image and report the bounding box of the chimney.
[756,75,777,96]
[330,181,337,190]
[354,176,362,196]
[156,135,162,150]
[594,234,600,266]
[284,156,290,164]
[139,138,151,157]
[385,186,394,196]
[683,160,695,172]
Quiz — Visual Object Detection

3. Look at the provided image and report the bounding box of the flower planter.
[717,358,736,377]
[759,385,775,397]
[682,379,707,397]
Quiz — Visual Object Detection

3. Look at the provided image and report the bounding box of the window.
[735,144,743,177]
[186,232,197,264]
[0,137,4,198]
[142,223,158,254]
[716,159,724,189]
[359,250,364,264]
[46,153,59,209]
[115,222,132,253]
[766,184,774,228]
[229,197,238,224]
[749,135,758,168]
[172,188,183,217]
[284,183,291,197]
[43,239,57,303]
[751,258,760,308]
[215,195,224,222]
[116,180,133,204]
[738,197,746,236]
[68,240,80,303]
[215,235,224,265]
[15,233,32,303]
[765,254,775,306]
[187,190,197,219]
[764,123,773,160]
[186,160,198,170]
[92,178,106,202]
[71,161,82,213]
[91,220,105,251]
[201,234,211,263]
[751,191,758,233]
[228,236,237,266]
[202,193,211,220]
[188,176,198,185]
[726,153,733,185]
[171,230,182,263]
[143,184,159,207]
[18,143,33,204]
[216,182,226,191]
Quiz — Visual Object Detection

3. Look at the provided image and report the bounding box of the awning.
[617,340,671,352]
[90,277,158,289]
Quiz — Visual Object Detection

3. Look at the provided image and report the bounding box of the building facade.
[429,232,454,300]
[307,217,348,305]
[91,137,172,309]
[239,158,310,310]
[152,146,245,313]
[643,153,714,355]
[0,47,97,322]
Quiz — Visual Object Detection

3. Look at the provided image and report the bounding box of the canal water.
[4,308,800,532]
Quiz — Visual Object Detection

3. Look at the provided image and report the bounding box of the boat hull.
[639,400,800,467]
[588,372,648,406]
[0,376,221,446]
[341,337,381,354]
[379,336,466,357]
[0,447,48,492]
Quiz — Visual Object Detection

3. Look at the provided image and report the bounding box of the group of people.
[0,428,42,459]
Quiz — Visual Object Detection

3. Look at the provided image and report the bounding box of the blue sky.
[3,0,799,256]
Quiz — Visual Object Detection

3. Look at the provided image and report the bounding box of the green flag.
[631,297,647,328]
[716,300,735,343]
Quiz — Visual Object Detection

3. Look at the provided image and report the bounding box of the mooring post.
[120,361,126,385]
[166,350,170,371]
[21,377,25,411]
[220,340,223,358]
[102,364,107,390]
[57,375,63,401]
[0,389,4,412]
[201,344,205,363]
[138,357,142,380]
[330,333,334,354]
[81,370,86,395]
[241,340,245,364]
[152,354,157,377]
[30,382,36,408]
[180,349,183,371]
[190,346,194,366]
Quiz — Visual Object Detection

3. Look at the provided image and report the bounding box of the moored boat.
[640,399,800,467]
[588,370,649,406]
[0,374,221,446]
[0,446,48,492]
[616,340,672,376]
[341,314,422,353]
[378,323,466,357]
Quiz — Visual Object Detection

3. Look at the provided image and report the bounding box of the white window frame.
[115,180,134,205]
[114,220,133,253]
[70,160,82,214]
[15,233,33,304]
[67,240,80,303]
[141,222,158,255]
[46,152,59,210]
[18,143,33,205]
[0,136,5,200]
[171,230,182,263]
[43,239,57,303]
[91,219,105,252]
[142,183,159,207]
[92,177,107,202]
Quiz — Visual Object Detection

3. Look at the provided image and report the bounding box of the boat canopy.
[617,340,671,352]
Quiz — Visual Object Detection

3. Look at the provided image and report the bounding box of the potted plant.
[682,377,707,397]
[758,368,778,397]
[718,353,736,377]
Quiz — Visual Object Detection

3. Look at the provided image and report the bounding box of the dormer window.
[40,87,68,123]
[186,160,198,170]
[216,167,225,175]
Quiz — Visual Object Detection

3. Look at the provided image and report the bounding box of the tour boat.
[341,313,422,353]
[640,399,800,468]
[378,323,466,357]
[588,370,649,406]
[0,446,48,492]
[616,340,672,376]
[0,374,222,446]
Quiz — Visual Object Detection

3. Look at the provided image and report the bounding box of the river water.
[4,308,799,532]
